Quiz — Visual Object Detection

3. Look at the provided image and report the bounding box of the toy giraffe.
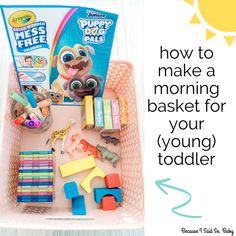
[47,119,75,154]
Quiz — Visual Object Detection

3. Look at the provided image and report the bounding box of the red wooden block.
[101,196,116,211]
[105,174,121,188]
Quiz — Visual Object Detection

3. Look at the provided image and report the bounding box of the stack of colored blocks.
[94,173,122,211]
[64,182,86,215]
[17,151,54,202]
[59,155,106,194]
[60,157,123,214]
[81,95,128,131]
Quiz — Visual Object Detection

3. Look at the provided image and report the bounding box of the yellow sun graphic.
[185,0,236,46]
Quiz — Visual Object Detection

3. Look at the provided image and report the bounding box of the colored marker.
[10,92,29,107]
[37,99,52,108]
[29,113,42,128]
[41,107,49,117]
[32,107,44,121]
[13,113,28,126]
[24,119,35,128]
[25,90,44,121]
[25,90,37,108]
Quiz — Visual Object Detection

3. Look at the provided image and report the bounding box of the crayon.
[19,151,53,155]
[18,182,53,186]
[19,169,54,173]
[17,192,53,196]
[17,196,53,202]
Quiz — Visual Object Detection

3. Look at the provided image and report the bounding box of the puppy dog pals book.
[1,6,118,105]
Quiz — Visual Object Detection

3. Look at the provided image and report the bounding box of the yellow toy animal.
[47,119,75,154]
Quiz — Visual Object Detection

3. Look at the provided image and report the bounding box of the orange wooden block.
[105,174,121,188]
[101,196,116,211]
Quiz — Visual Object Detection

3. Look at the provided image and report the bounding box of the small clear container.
[11,91,53,133]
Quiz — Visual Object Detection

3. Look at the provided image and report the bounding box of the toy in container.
[10,91,53,133]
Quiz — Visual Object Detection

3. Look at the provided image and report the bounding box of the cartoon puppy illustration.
[63,75,101,102]
[51,44,95,98]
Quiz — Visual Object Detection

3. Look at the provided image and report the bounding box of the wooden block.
[94,188,122,204]
[72,195,86,215]
[105,173,121,188]
[102,99,113,132]
[80,167,106,193]
[101,196,116,211]
[118,96,128,127]
[111,99,121,131]
[81,96,94,129]
[94,97,104,130]
[59,155,96,178]
[64,181,79,199]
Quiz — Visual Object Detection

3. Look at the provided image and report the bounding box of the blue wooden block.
[72,195,86,215]
[64,181,79,200]
[94,188,122,204]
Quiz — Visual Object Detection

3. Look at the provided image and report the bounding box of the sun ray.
[187,0,236,46]
[224,36,235,46]
[206,29,216,40]
[189,14,201,24]
[184,0,194,6]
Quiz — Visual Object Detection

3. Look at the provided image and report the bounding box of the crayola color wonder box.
[1,6,118,104]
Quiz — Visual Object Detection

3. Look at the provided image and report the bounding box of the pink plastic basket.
[0,61,144,230]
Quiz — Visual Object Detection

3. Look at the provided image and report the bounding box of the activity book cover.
[1,6,118,104]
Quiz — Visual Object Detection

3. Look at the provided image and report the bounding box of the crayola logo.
[8,10,36,28]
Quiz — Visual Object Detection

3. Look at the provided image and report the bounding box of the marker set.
[17,151,54,202]
[10,90,52,129]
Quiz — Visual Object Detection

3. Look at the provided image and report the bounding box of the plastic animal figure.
[100,133,120,146]
[79,139,100,159]
[96,144,119,167]
[46,90,64,104]
[47,119,75,154]
[67,132,80,155]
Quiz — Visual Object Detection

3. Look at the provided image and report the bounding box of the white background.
[1,0,236,235]
[144,0,236,235]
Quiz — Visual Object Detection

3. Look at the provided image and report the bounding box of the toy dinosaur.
[100,133,120,146]
[96,144,119,167]
[79,139,100,159]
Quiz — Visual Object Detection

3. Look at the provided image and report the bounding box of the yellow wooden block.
[80,167,106,193]
[59,155,96,178]
[81,96,94,129]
